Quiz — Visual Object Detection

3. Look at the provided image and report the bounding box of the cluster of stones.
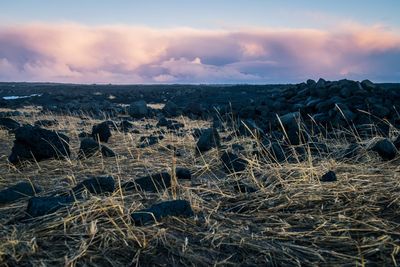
[2,78,400,224]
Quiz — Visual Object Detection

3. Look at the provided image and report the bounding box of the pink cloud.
[0,23,399,83]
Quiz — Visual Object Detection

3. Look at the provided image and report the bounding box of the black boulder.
[0,181,42,204]
[78,138,116,159]
[320,171,337,182]
[370,138,397,161]
[221,151,247,173]
[123,172,171,193]
[72,176,115,195]
[196,128,220,152]
[26,195,77,217]
[92,121,111,143]
[131,200,194,226]
[8,126,70,164]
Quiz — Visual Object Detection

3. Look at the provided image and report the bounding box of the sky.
[0,0,399,84]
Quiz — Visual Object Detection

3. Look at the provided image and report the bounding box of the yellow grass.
[0,110,399,266]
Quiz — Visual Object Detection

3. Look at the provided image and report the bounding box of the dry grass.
[0,109,399,266]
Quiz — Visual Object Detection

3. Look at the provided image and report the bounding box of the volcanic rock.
[139,135,163,148]
[26,195,77,217]
[370,138,397,160]
[120,120,134,132]
[196,128,221,152]
[176,168,192,180]
[8,126,70,164]
[238,119,263,137]
[221,151,247,173]
[123,172,172,192]
[72,176,115,195]
[162,101,179,117]
[131,200,194,226]
[92,121,112,143]
[78,138,116,158]
[78,131,91,138]
[0,118,21,131]
[0,181,42,204]
[320,171,337,182]
[128,100,148,119]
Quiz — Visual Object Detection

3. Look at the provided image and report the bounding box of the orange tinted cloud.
[0,23,399,83]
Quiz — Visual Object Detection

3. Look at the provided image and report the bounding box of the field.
[0,102,399,266]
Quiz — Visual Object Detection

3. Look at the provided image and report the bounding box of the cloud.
[0,23,399,83]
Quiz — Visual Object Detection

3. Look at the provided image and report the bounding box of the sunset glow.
[0,1,399,83]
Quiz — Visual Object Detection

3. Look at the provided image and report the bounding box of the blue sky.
[1,0,399,29]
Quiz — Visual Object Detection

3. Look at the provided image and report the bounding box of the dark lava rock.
[238,119,263,137]
[176,168,192,180]
[128,100,148,118]
[212,116,224,131]
[120,120,134,132]
[306,79,316,88]
[192,128,207,139]
[0,181,42,204]
[370,138,397,160]
[221,151,247,173]
[92,121,111,143]
[78,131,91,138]
[269,142,287,163]
[308,142,330,154]
[139,135,163,148]
[131,200,194,226]
[26,195,77,217]
[312,113,329,124]
[285,129,305,145]
[8,126,70,164]
[123,168,191,193]
[279,112,300,130]
[361,79,376,90]
[100,144,117,157]
[78,138,116,159]
[0,118,21,131]
[34,119,58,127]
[156,117,170,127]
[157,117,184,130]
[72,176,115,195]
[162,101,179,117]
[103,120,119,131]
[184,102,204,118]
[123,172,172,192]
[196,128,221,152]
[320,171,337,182]
[277,112,307,145]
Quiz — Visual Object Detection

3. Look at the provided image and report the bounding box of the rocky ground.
[0,79,399,266]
